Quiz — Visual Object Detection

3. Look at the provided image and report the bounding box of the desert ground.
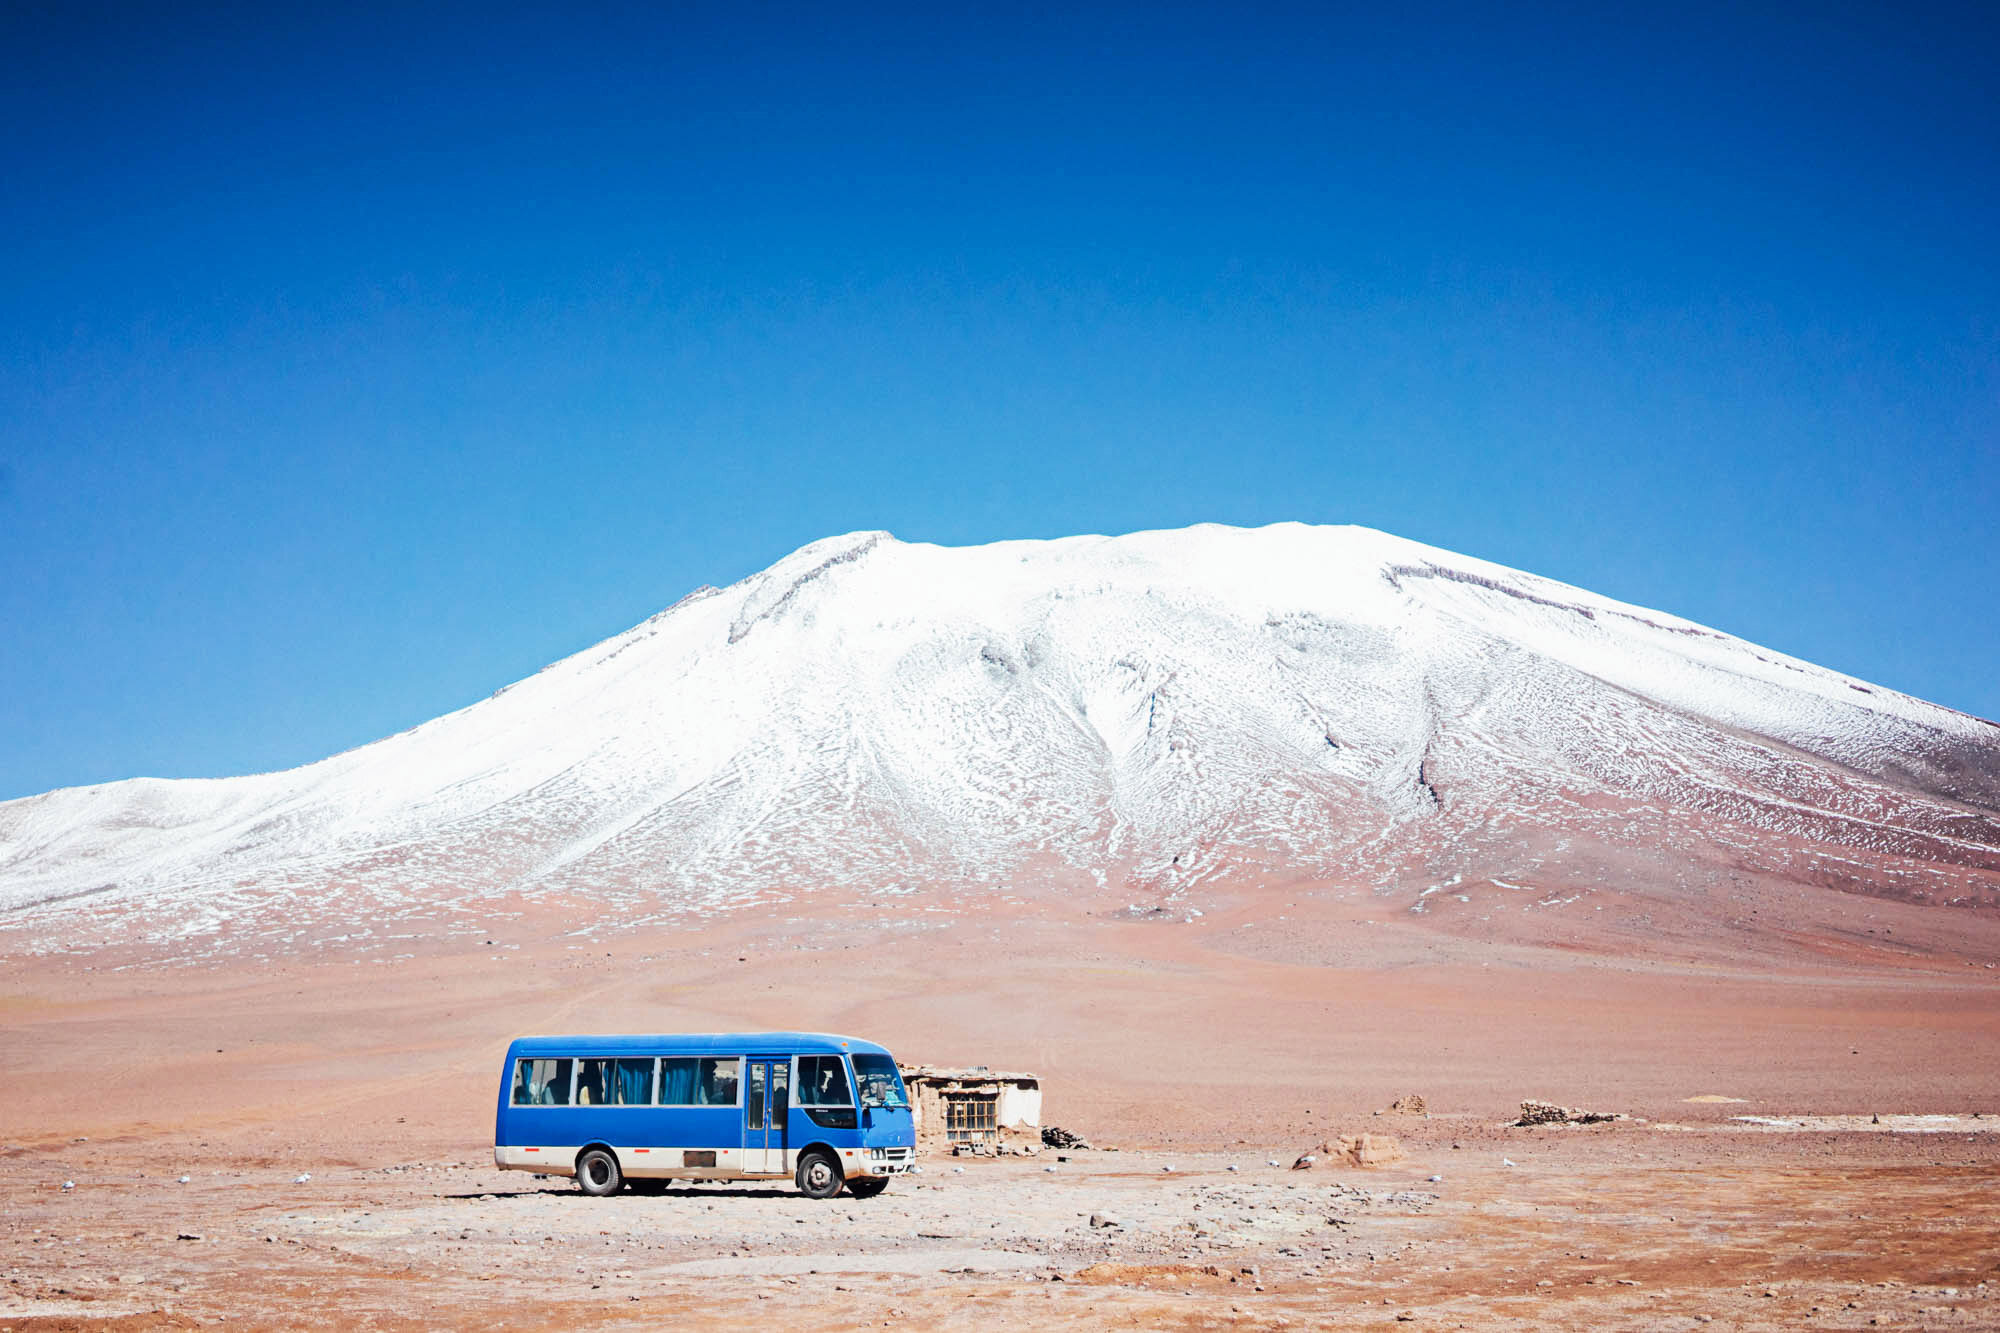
[4,877,2000,1329]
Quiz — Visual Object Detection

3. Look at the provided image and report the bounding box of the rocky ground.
[6,1119,1999,1330]
[4,885,1999,1328]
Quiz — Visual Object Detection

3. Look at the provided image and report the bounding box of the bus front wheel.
[796,1149,843,1200]
[576,1147,623,1196]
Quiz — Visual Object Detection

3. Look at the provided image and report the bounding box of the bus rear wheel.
[796,1149,843,1200]
[847,1177,889,1198]
[576,1147,623,1196]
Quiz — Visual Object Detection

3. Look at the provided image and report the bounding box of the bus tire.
[795,1149,843,1200]
[575,1147,623,1196]
[846,1176,889,1199]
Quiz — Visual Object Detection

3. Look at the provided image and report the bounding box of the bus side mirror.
[861,1106,873,1128]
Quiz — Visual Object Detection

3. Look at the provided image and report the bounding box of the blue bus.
[493,1032,916,1199]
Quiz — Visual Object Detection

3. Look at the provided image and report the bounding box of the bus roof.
[504,1032,894,1059]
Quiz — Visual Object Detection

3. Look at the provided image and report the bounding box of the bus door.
[743,1057,791,1173]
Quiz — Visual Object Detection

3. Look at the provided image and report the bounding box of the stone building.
[898,1065,1041,1148]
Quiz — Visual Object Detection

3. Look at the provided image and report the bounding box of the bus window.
[703,1058,740,1105]
[661,1057,741,1105]
[797,1055,853,1106]
[511,1057,573,1106]
[578,1058,654,1105]
[852,1054,908,1108]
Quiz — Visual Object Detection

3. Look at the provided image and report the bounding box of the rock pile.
[1336,1134,1406,1166]
[1293,1135,1406,1168]
[1516,1100,1620,1126]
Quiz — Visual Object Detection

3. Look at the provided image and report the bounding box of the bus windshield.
[852,1053,908,1108]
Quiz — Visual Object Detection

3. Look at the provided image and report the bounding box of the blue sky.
[2,3,1995,800]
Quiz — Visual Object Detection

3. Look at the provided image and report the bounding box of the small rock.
[1088,1213,1122,1228]
[1502,1158,1517,1167]
[62,1180,75,1190]
[1226,1164,1239,1171]
[177,1232,204,1242]
[1428,1174,1442,1182]
[1291,1154,1316,1170]
[293,1173,312,1184]
[176,1175,191,1184]
[1161,1164,1175,1173]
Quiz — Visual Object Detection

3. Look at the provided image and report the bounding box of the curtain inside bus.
[617,1059,651,1105]
[660,1059,699,1105]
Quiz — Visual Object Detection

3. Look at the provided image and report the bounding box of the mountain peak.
[4,523,1996,943]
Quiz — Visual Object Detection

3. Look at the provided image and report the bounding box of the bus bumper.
[853,1146,917,1176]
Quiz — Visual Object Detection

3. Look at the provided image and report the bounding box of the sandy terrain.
[4,880,2000,1328]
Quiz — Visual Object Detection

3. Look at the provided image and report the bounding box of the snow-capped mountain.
[5,524,1998,935]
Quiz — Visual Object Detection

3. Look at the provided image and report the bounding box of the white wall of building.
[996,1083,1042,1129]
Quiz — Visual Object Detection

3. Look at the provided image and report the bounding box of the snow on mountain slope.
[4,523,1998,939]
